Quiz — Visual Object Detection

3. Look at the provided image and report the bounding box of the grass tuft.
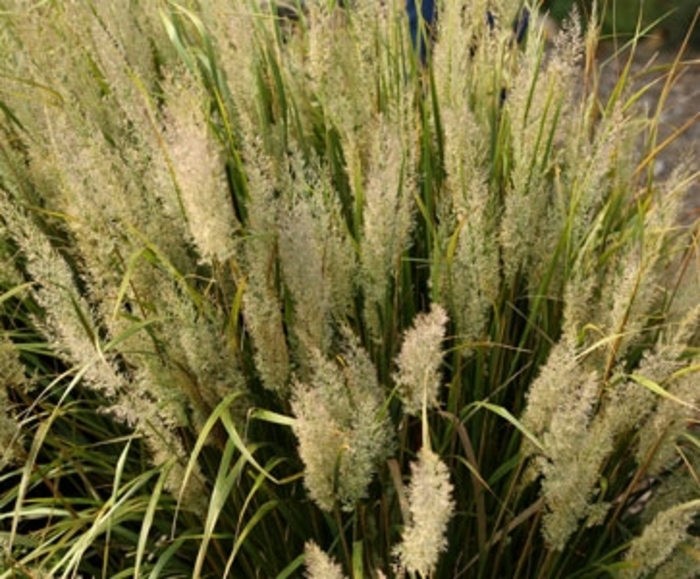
[1,1,699,577]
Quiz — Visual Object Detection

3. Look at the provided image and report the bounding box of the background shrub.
[544,0,700,46]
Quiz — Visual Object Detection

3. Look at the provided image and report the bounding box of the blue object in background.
[405,3,529,65]
[513,7,530,45]
[406,0,436,63]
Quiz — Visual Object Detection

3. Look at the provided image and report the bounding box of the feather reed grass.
[1,1,699,577]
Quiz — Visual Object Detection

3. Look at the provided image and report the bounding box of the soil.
[595,42,700,225]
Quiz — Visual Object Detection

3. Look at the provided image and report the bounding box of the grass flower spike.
[394,445,455,577]
[291,340,393,511]
[304,541,348,579]
[394,304,449,415]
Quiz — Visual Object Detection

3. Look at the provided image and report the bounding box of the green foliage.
[545,0,700,46]
[1,1,699,577]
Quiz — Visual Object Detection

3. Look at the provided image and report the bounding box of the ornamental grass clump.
[1,0,699,577]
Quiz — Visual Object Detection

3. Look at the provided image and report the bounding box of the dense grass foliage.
[1,1,699,577]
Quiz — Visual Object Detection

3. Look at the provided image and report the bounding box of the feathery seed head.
[394,446,455,576]
[394,304,449,416]
[621,502,700,579]
[304,541,348,579]
[292,341,393,511]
